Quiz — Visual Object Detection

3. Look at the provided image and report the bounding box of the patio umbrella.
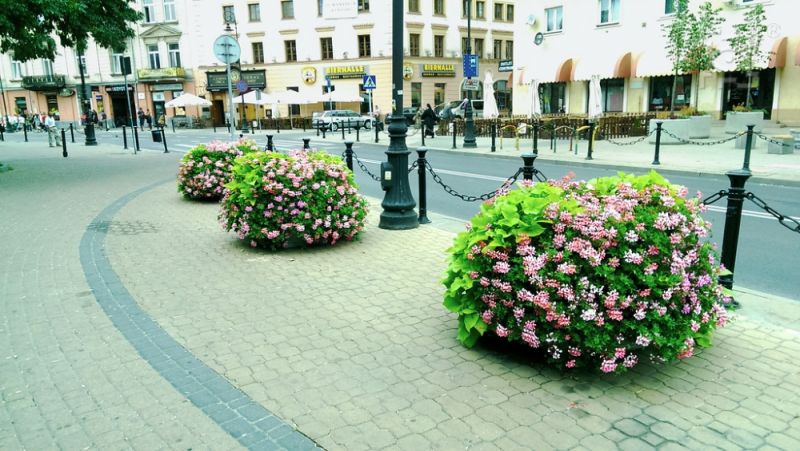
[324,90,363,103]
[588,75,604,120]
[482,71,500,119]
[240,90,275,105]
[164,93,211,108]
[529,79,541,118]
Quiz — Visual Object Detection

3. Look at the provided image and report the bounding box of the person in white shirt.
[45,114,61,147]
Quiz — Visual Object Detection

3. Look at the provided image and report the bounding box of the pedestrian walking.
[32,114,41,132]
[145,110,153,129]
[137,108,145,128]
[421,103,437,138]
[45,114,61,147]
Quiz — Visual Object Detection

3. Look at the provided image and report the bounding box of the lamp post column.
[379,0,418,230]
[463,1,477,148]
[78,51,97,146]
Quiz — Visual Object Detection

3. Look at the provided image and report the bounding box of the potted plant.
[682,1,723,138]
[679,106,712,139]
[725,4,768,134]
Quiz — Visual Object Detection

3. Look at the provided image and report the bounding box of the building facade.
[511,0,800,125]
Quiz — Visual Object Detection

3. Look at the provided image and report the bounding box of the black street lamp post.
[379,0,418,230]
[462,1,477,148]
[78,51,97,146]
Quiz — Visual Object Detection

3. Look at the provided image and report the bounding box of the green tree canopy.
[0,0,141,61]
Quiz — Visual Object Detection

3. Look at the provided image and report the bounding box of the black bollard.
[743,124,755,171]
[416,148,431,224]
[161,127,169,153]
[653,121,663,165]
[452,123,457,149]
[491,122,497,153]
[421,125,426,147]
[213,123,217,133]
[70,123,75,143]
[316,120,320,137]
[133,125,140,153]
[23,123,28,142]
[61,129,68,158]
[521,153,538,181]
[303,138,311,149]
[375,121,379,143]
[718,169,751,291]
[226,122,231,134]
[303,119,306,132]
[322,124,327,139]
[533,121,539,152]
[0,128,4,141]
[586,122,595,160]
[344,141,354,172]
[341,122,346,140]
[266,134,274,151]
[356,124,360,142]
[122,125,128,149]
[171,119,176,133]
[276,119,280,134]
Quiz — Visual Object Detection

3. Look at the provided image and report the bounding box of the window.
[409,33,420,56]
[493,40,501,59]
[539,82,567,114]
[248,3,260,21]
[148,44,160,69]
[222,5,234,23]
[462,0,470,17]
[599,0,620,24]
[163,0,176,21]
[506,4,514,21]
[285,40,297,62]
[408,0,419,13]
[143,0,156,23]
[601,78,624,112]
[664,0,675,14]
[252,42,264,63]
[111,53,124,74]
[71,56,82,74]
[288,86,301,115]
[473,38,483,58]
[358,34,371,58]
[320,37,333,60]
[505,40,513,59]
[281,0,294,18]
[434,83,446,107]
[648,74,692,111]
[476,1,485,18]
[411,82,422,108]
[317,0,323,16]
[434,35,444,58]
[168,43,181,67]
[358,0,370,11]
[44,59,55,76]
[461,37,469,54]
[434,0,444,15]
[494,3,503,20]
[11,60,23,79]
[546,6,563,32]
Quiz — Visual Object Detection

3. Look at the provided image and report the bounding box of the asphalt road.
[12,126,798,300]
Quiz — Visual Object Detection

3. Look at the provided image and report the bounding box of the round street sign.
[236,79,248,93]
[534,32,545,46]
[213,34,241,64]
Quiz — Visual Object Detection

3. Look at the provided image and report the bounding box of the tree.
[0,0,141,61]
[661,0,691,115]
[683,2,725,110]
[727,3,769,109]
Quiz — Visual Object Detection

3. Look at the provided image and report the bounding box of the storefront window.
[434,83,446,109]
[411,82,422,108]
[722,68,774,119]
[539,82,566,114]
[601,78,624,112]
[494,80,512,112]
[648,74,691,112]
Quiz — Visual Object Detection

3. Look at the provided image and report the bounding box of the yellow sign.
[421,63,456,77]
[302,66,317,85]
[325,65,366,79]
[403,63,414,80]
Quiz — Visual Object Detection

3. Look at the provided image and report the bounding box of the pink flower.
[600,359,618,373]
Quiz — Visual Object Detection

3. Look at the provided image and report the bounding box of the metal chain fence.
[745,192,800,234]
[342,150,381,182]
[408,160,418,173]
[701,190,729,206]
[754,132,795,146]
[660,129,744,146]
[602,129,656,146]
[425,162,523,202]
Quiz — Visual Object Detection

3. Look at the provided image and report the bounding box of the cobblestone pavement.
[2,142,799,450]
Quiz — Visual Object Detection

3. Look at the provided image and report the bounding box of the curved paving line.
[79,179,319,451]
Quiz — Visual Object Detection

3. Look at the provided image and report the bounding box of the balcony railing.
[21,74,66,91]
[137,67,186,80]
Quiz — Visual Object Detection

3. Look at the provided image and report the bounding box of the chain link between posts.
[602,129,656,146]
[701,190,729,206]
[408,160,418,173]
[342,150,381,182]
[660,129,744,146]
[754,132,796,146]
[425,163,523,202]
[745,192,800,234]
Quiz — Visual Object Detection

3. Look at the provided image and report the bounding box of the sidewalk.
[2,140,799,449]
[307,122,800,186]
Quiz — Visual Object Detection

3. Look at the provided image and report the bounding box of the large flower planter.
[688,115,712,139]
[648,119,690,145]
[767,136,794,155]
[725,111,764,135]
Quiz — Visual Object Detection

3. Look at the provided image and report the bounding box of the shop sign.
[302,67,317,84]
[421,63,456,77]
[152,83,184,91]
[153,92,166,101]
[325,65,367,79]
[105,85,133,93]
[323,0,358,19]
[206,69,266,91]
[403,63,414,80]
[58,87,75,97]
[498,60,513,72]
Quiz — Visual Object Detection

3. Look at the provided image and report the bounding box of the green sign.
[207,70,266,91]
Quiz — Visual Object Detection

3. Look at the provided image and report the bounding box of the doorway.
[212,100,225,126]
[722,68,775,119]
[110,92,135,127]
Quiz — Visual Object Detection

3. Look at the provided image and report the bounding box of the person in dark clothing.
[421,103,437,138]
[145,110,153,129]
[137,108,145,127]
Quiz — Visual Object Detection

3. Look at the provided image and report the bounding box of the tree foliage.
[0,0,141,61]
[684,2,725,73]
[726,3,770,73]
[662,0,691,75]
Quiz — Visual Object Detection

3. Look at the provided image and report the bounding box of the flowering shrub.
[177,138,259,200]
[443,172,730,374]
[219,150,368,249]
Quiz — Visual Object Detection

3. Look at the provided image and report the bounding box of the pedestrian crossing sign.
[362,75,377,90]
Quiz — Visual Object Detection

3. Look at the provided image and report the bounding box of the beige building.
[512,0,800,125]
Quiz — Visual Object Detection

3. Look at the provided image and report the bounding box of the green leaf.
[464,313,479,331]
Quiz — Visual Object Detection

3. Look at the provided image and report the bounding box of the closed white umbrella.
[529,79,541,118]
[482,71,500,119]
[164,93,211,108]
[588,75,603,120]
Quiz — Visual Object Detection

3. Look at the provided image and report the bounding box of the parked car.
[448,100,484,119]
[314,110,374,130]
